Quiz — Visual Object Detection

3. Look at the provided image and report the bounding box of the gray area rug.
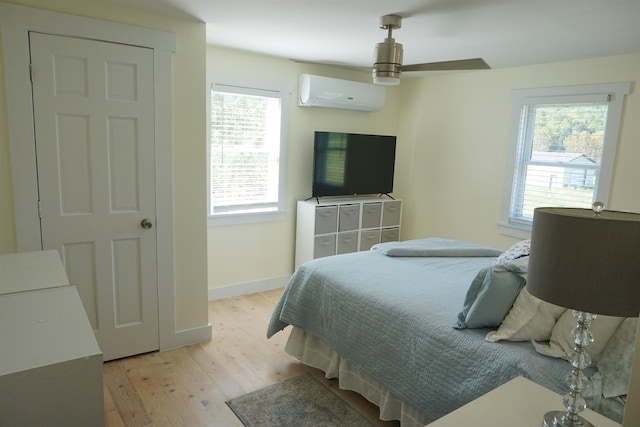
[226,373,376,426]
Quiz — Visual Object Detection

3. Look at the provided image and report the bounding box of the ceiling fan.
[373,14,490,85]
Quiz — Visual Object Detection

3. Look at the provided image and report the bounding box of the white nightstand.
[428,376,621,427]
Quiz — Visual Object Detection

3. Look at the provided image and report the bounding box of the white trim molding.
[500,82,631,238]
[208,275,290,301]
[173,324,213,350]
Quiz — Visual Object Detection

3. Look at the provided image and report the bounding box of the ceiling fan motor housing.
[373,38,403,79]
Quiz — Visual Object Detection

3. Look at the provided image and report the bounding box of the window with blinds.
[510,101,608,224]
[501,83,630,234]
[207,77,288,222]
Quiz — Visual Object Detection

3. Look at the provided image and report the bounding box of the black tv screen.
[312,131,396,198]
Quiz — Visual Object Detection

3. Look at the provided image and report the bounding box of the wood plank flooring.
[103,288,400,426]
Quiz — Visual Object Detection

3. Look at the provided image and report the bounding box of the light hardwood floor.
[103,288,400,426]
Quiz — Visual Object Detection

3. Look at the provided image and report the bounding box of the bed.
[267,238,631,426]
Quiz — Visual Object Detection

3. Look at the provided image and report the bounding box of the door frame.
[0,2,178,352]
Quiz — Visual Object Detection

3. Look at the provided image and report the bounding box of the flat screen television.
[312,131,396,198]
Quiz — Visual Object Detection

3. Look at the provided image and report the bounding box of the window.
[207,75,289,225]
[500,83,630,237]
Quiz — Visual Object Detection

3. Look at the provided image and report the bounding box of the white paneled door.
[29,32,159,361]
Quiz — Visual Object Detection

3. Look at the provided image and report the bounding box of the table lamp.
[526,203,640,427]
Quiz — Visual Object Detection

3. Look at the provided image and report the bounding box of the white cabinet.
[295,198,402,269]
[0,251,104,427]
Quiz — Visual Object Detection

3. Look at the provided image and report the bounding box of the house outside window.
[500,83,630,238]
[207,75,289,226]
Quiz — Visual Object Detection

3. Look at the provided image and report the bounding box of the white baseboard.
[208,275,290,301]
[164,324,212,350]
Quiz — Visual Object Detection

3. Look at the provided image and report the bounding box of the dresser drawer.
[337,231,358,254]
[314,206,338,235]
[361,202,382,229]
[314,234,336,258]
[382,200,402,227]
[359,229,381,251]
[381,227,400,243]
[338,204,360,232]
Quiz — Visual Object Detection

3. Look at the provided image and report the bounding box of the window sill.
[208,210,286,227]
[498,221,532,240]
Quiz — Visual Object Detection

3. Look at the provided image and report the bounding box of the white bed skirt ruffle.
[285,327,432,427]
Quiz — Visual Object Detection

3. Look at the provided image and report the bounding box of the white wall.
[205,46,401,294]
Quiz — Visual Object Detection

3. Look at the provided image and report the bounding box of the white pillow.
[486,288,565,342]
[533,310,624,364]
[494,239,531,265]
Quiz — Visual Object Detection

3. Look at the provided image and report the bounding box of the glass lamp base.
[542,411,595,427]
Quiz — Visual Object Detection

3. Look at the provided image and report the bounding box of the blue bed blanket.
[267,242,575,422]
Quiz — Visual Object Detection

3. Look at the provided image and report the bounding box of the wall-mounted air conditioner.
[298,74,385,112]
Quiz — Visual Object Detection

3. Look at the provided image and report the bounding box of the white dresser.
[295,197,402,269]
[0,251,104,427]
[427,376,621,427]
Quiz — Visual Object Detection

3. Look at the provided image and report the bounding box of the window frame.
[499,82,631,239]
[206,74,290,226]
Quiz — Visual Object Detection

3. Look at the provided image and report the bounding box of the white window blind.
[501,83,630,236]
[207,77,288,222]
[510,100,608,224]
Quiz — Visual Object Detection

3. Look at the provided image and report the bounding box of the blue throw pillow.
[455,257,528,329]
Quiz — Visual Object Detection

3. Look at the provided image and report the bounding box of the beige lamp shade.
[526,207,640,317]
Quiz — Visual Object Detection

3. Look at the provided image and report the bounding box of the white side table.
[428,376,621,427]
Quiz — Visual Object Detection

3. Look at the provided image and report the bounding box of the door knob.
[141,218,153,229]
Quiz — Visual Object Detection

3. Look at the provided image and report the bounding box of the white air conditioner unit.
[298,74,385,112]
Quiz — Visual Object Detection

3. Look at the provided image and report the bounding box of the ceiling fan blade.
[290,58,369,72]
[402,58,490,72]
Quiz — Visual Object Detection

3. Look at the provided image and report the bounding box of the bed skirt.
[285,326,432,427]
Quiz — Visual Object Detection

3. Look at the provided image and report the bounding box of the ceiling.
[102,0,640,77]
